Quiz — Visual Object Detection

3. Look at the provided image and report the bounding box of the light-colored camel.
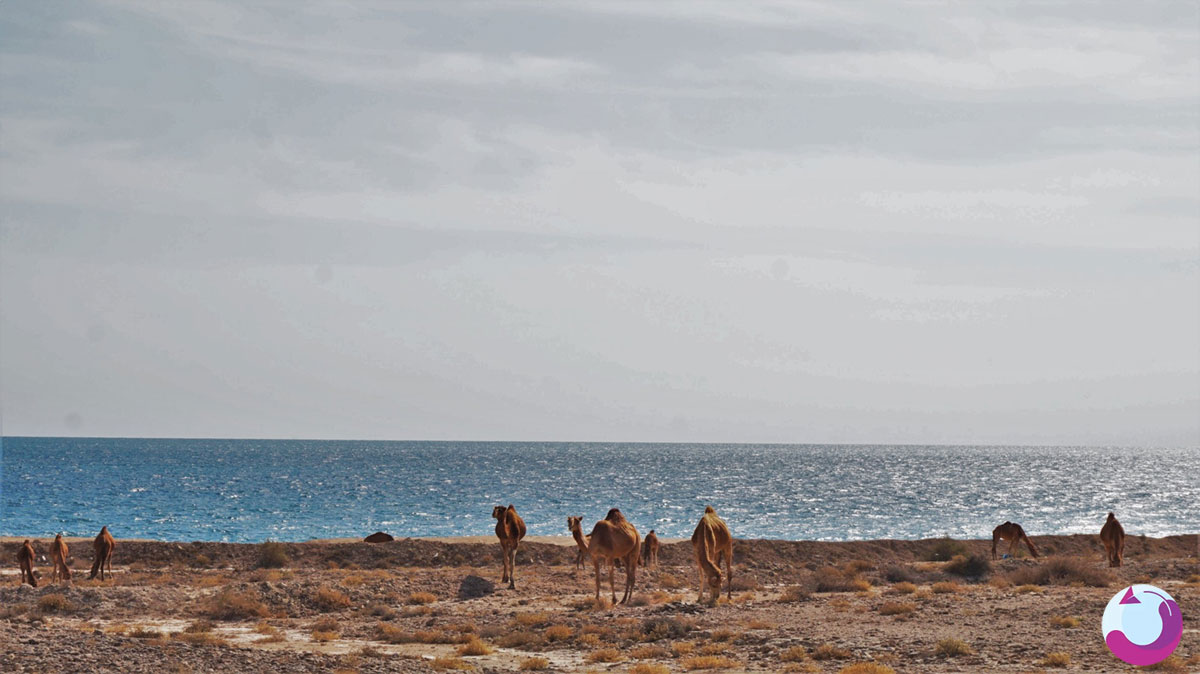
[90,526,115,581]
[691,506,733,604]
[51,534,71,584]
[568,516,591,578]
[642,530,660,570]
[17,540,37,587]
[991,521,1039,560]
[493,504,526,589]
[569,508,640,605]
[1100,512,1125,567]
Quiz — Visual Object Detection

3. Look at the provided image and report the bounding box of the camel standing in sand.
[568,516,591,578]
[692,506,733,604]
[493,505,526,589]
[1100,512,1125,567]
[569,508,640,605]
[90,526,115,580]
[51,534,71,584]
[991,521,1039,560]
[643,530,660,570]
[17,540,37,587]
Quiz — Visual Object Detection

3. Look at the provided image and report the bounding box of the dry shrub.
[429,656,473,671]
[1146,655,1188,672]
[883,564,915,583]
[1040,652,1071,668]
[783,664,820,673]
[129,627,162,639]
[253,621,277,635]
[699,643,728,656]
[838,664,895,674]
[407,591,437,605]
[671,641,695,657]
[851,578,872,592]
[311,630,338,642]
[631,645,670,659]
[513,611,549,627]
[257,542,289,569]
[577,633,602,647]
[37,594,74,614]
[780,646,809,662]
[518,657,550,671]
[364,602,397,620]
[185,619,215,633]
[931,581,960,594]
[747,619,776,630]
[709,628,738,642]
[1014,584,1043,594]
[780,585,812,602]
[657,572,683,588]
[944,554,991,578]
[934,638,973,657]
[879,601,916,616]
[989,576,1011,589]
[886,582,917,595]
[813,644,852,660]
[629,665,670,674]
[458,636,493,656]
[1007,557,1115,587]
[814,566,858,592]
[205,590,269,620]
[641,616,694,641]
[1049,615,1080,628]
[314,586,351,611]
[924,537,968,561]
[680,655,739,670]
[587,648,624,663]
[172,632,228,647]
[544,624,573,642]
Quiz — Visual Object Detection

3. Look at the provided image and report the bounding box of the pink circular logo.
[1102,584,1182,666]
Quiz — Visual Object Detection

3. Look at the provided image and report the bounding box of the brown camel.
[17,540,37,587]
[569,508,640,605]
[1100,512,1125,567]
[567,516,591,578]
[90,526,115,580]
[991,521,1039,560]
[51,534,71,584]
[492,504,526,589]
[691,506,733,604]
[642,530,660,570]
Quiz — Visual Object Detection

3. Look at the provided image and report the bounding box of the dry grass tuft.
[812,644,852,660]
[780,646,809,662]
[36,594,74,614]
[257,541,289,569]
[1007,557,1115,587]
[1049,615,1080,628]
[780,585,812,602]
[172,631,228,647]
[204,589,270,620]
[629,665,671,674]
[924,537,968,561]
[587,648,624,663]
[429,656,474,671]
[457,636,493,656]
[879,601,916,616]
[934,638,973,657]
[1039,652,1071,668]
[513,611,550,627]
[544,624,573,642]
[1014,584,1043,594]
[518,657,550,671]
[631,645,670,659]
[311,630,338,642]
[886,582,917,595]
[680,655,739,670]
[837,664,895,674]
[407,591,437,605]
[657,573,683,589]
[671,641,695,657]
[943,554,991,578]
[314,586,352,611]
[1146,655,1189,672]
[930,581,961,594]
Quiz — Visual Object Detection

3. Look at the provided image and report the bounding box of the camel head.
[567,516,582,534]
[1107,512,1116,521]
[705,567,723,597]
[704,505,716,515]
[492,506,507,520]
[605,508,626,523]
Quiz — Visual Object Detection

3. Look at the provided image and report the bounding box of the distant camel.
[643,530,660,570]
[692,506,733,604]
[17,540,37,587]
[569,508,640,605]
[991,521,1039,560]
[493,504,526,589]
[568,516,591,578]
[51,534,71,584]
[1100,512,1125,567]
[90,526,115,580]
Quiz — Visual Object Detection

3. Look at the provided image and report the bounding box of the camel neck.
[571,526,588,551]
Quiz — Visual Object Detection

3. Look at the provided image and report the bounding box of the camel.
[568,516,591,577]
[51,534,71,584]
[569,508,640,605]
[643,530,660,570]
[991,521,1039,560]
[691,506,733,604]
[1100,512,1125,567]
[492,504,526,590]
[17,540,37,587]
[90,526,115,581]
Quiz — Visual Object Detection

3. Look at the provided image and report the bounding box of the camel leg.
[621,553,637,604]
[508,546,517,590]
[696,562,706,603]
[724,549,733,600]
[593,558,601,603]
[991,536,998,560]
[1116,538,1124,567]
[609,559,617,604]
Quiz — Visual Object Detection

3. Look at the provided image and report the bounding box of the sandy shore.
[1,534,1197,673]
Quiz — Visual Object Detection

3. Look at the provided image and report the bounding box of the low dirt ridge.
[1,534,1197,673]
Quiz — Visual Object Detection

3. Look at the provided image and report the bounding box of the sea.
[1,438,1196,543]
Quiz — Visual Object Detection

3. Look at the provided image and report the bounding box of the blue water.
[1,438,1196,543]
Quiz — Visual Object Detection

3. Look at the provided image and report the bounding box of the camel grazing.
[991,521,1039,560]
[17,540,37,587]
[643,529,660,570]
[492,504,526,590]
[51,534,71,584]
[1100,512,1125,567]
[569,508,640,605]
[90,526,115,580]
[691,506,733,604]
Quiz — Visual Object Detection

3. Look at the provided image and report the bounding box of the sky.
[1,1,1197,445]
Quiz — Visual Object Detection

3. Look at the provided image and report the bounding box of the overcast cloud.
[2,1,1197,445]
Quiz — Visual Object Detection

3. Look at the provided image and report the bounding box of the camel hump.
[704,505,716,514]
[1107,512,1115,519]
